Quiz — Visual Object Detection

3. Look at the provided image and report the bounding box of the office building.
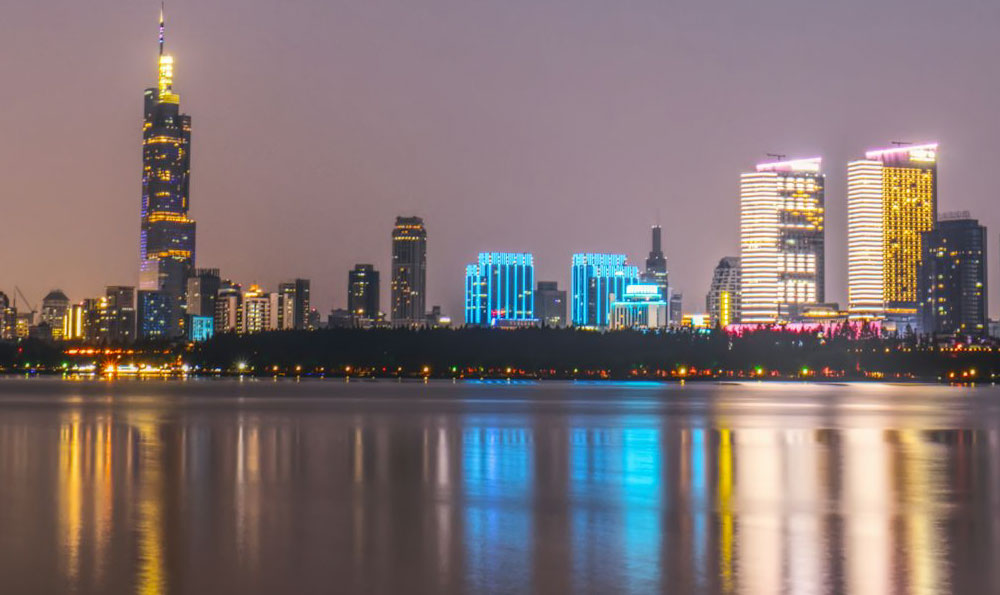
[138,9,196,339]
[188,315,214,342]
[465,252,535,326]
[278,279,310,330]
[103,286,136,344]
[706,257,741,327]
[571,254,640,328]
[348,265,380,325]
[534,281,567,327]
[643,225,669,301]
[739,157,825,323]
[137,290,172,340]
[185,269,220,317]
[611,284,668,330]
[848,143,937,319]
[41,290,70,340]
[391,216,427,326]
[669,292,683,326]
[918,214,987,336]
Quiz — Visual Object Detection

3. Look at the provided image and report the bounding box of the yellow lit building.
[739,158,825,323]
[847,144,937,319]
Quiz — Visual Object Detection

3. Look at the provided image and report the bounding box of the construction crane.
[13,287,36,324]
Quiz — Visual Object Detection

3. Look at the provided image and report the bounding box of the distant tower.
[465,253,535,326]
[643,225,669,300]
[848,143,937,322]
[391,217,427,326]
[139,6,195,338]
[918,215,987,336]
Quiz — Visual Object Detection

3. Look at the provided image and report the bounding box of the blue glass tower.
[571,254,640,327]
[465,253,535,326]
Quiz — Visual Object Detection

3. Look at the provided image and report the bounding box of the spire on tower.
[158,3,165,56]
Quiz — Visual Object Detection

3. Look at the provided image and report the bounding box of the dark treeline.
[186,327,997,380]
[2,327,997,380]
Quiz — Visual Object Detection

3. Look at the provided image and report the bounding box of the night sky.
[4,0,1000,317]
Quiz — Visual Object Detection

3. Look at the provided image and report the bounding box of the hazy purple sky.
[4,0,1000,317]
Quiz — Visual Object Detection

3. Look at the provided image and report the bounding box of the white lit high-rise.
[739,157,825,324]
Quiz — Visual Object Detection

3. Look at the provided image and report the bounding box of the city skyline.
[5,2,1000,318]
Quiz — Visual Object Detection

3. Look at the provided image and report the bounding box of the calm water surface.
[0,378,997,594]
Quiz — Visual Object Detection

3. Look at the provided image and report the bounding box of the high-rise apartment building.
[139,9,195,339]
[465,253,535,326]
[571,254,640,328]
[706,257,741,327]
[534,281,567,327]
[739,157,825,324]
[391,217,427,326]
[214,281,242,333]
[241,285,272,334]
[918,214,987,336]
[848,143,937,319]
[348,265,380,324]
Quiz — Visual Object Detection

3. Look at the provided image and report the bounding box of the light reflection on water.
[0,379,997,594]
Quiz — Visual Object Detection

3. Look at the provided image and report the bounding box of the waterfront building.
[104,286,136,344]
[214,281,242,333]
[138,8,196,339]
[185,269,220,318]
[391,217,427,326]
[739,157,825,323]
[348,265,380,325]
[571,254,640,328]
[643,226,670,301]
[41,290,70,340]
[918,214,987,336]
[706,257,741,327]
[277,279,310,330]
[534,281,567,328]
[610,284,668,330]
[848,143,938,320]
[137,290,172,340]
[465,252,535,326]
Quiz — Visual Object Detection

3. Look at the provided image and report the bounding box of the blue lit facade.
[137,290,172,340]
[464,253,535,326]
[571,254,639,327]
[188,315,214,342]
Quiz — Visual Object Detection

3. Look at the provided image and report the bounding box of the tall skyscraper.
[391,217,427,326]
[643,225,669,301]
[137,290,171,340]
[465,253,535,326]
[706,257,741,327]
[571,254,640,328]
[348,265,380,324]
[739,157,825,323]
[848,143,938,320]
[918,214,987,336]
[534,281,567,327]
[139,8,195,339]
